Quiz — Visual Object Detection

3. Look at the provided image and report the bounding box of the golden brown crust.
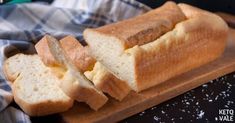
[131,4,228,91]
[75,86,108,110]
[35,36,60,67]
[85,62,130,101]
[60,36,96,72]
[3,62,15,82]
[84,3,228,92]
[92,1,186,49]
[95,72,130,101]
[35,35,96,72]
[178,3,213,19]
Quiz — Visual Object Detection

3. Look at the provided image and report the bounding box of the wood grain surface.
[60,29,235,123]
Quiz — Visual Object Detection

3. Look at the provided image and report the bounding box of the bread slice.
[44,35,108,110]
[35,36,60,67]
[36,35,130,101]
[84,62,130,101]
[3,54,73,116]
[84,2,228,92]
[60,36,96,72]
[35,35,95,72]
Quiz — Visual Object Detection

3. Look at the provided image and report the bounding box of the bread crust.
[134,19,227,91]
[84,3,228,92]
[91,1,186,49]
[85,62,130,101]
[35,35,95,72]
[133,5,228,91]
[95,72,130,101]
[35,36,60,66]
[3,62,15,82]
[60,36,96,72]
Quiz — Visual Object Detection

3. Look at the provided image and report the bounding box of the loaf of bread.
[43,35,108,110]
[36,35,131,101]
[84,2,228,92]
[3,54,73,116]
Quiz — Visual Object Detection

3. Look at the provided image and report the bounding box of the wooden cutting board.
[61,29,235,123]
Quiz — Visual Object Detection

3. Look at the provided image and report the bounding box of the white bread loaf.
[84,2,228,92]
[44,35,108,110]
[3,54,73,116]
[36,35,131,101]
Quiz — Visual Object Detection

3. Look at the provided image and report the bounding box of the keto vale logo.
[215,109,234,122]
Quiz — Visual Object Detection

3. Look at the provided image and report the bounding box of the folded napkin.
[0,0,150,122]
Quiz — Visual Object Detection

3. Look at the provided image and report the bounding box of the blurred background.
[32,0,235,14]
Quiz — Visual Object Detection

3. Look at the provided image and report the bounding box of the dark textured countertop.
[121,72,235,123]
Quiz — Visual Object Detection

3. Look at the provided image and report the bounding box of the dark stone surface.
[121,72,235,123]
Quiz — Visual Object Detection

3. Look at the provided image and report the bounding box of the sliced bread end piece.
[35,36,61,67]
[59,36,96,72]
[36,35,96,72]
